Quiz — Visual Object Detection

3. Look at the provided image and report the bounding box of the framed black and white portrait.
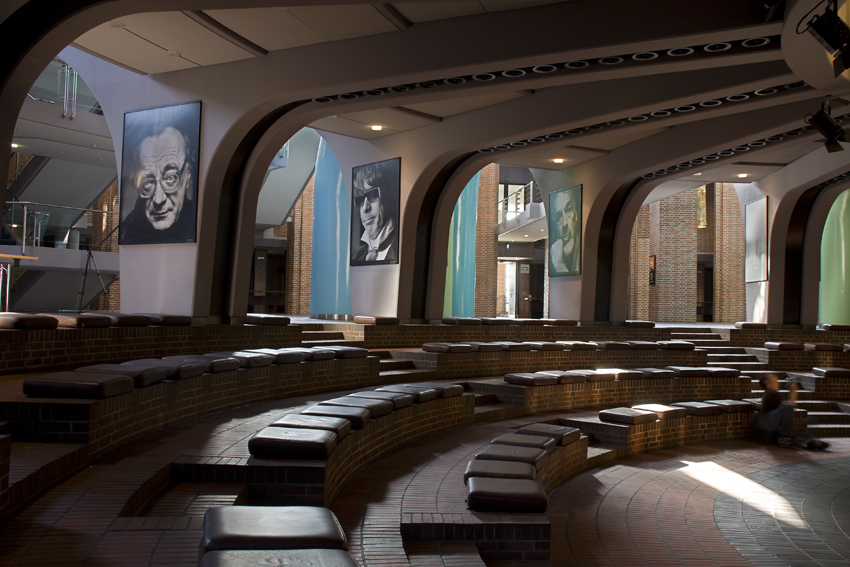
[745,196,768,283]
[548,185,581,276]
[350,157,400,266]
[119,101,201,245]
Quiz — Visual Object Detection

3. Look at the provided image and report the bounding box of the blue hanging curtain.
[447,171,480,316]
[310,138,351,316]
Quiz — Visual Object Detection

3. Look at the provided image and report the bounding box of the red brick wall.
[649,189,698,322]
[86,179,120,311]
[714,183,746,323]
[496,262,508,316]
[475,164,499,317]
[516,263,531,318]
[285,174,314,315]
[628,207,650,320]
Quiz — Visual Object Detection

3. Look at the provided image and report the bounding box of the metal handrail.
[4,200,119,254]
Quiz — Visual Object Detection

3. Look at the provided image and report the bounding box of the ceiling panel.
[204,8,323,51]
[310,115,392,139]
[392,2,485,22]
[310,107,438,138]
[75,23,199,74]
[579,126,670,151]
[287,5,397,42]
[402,91,527,118]
[496,144,608,170]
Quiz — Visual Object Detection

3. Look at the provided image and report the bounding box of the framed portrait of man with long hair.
[350,157,400,265]
[548,185,581,276]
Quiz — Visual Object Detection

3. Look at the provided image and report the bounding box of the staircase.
[670,326,850,438]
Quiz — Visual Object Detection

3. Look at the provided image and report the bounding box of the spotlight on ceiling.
[804,0,850,77]
[806,101,848,153]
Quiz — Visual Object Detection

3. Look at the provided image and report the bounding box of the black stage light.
[807,1,850,76]
[806,102,848,152]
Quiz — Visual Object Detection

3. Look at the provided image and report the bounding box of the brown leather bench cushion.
[599,407,658,425]
[703,367,740,378]
[571,369,616,382]
[628,341,661,350]
[492,341,533,351]
[804,343,844,352]
[524,341,565,351]
[353,315,399,325]
[595,341,630,350]
[132,313,192,326]
[243,314,290,326]
[323,346,369,359]
[270,414,352,441]
[670,401,726,416]
[474,444,548,470]
[518,423,580,445]
[632,403,688,420]
[491,432,555,453]
[665,366,710,377]
[813,367,850,378]
[479,317,519,325]
[78,363,168,388]
[302,405,371,430]
[163,355,241,373]
[421,342,473,354]
[462,341,504,352]
[822,324,850,331]
[735,321,767,328]
[248,427,337,460]
[244,348,306,364]
[376,385,439,403]
[633,368,676,379]
[624,320,655,328]
[463,459,536,484]
[279,347,336,361]
[201,506,347,552]
[320,396,393,418]
[208,351,275,368]
[122,358,205,380]
[0,313,58,330]
[703,399,756,413]
[534,370,588,384]
[466,477,547,513]
[441,317,481,325]
[505,373,558,386]
[348,390,414,409]
[657,341,695,350]
[517,318,546,326]
[23,371,134,399]
[609,369,645,380]
[85,312,151,327]
[557,341,598,350]
[538,318,578,326]
[201,549,359,567]
[39,312,111,328]
[408,382,464,398]
[764,342,804,351]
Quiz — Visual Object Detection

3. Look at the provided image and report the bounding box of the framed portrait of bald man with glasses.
[119,101,201,245]
[350,157,400,266]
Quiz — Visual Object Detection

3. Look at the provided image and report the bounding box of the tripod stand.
[75,225,118,313]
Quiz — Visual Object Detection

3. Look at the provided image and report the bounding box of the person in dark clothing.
[755,374,828,450]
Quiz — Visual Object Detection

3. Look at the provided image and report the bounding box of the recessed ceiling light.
[108,20,125,28]
[553,158,564,163]
[693,172,701,176]
[524,234,528,237]
[11,143,19,148]
[738,173,748,178]
[371,124,383,131]
[165,50,181,57]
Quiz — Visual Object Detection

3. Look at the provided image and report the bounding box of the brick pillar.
[628,206,650,320]
[253,249,268,314]
[285,174,314,315]
[497,261,507,316]
[516,263,531,318]
[86,179,120,311]
[474,163,499,317]
[649,189,698,322]
[714,182,746,323]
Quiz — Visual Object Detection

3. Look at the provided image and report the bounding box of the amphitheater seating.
[319,396,394,418]
[462,341,503,352]
[162,355,241,372]
[348,390,414,409]
[208,351,275,368]
[301,405,371,429]
[463,459,536,484]
[441,317,481,325]
[121,358,206,380]
[505,372,558,386]
[492,432,556,453]
[352,315,398,325]
[201,549,359,567]
[765,341,804,351]
[633,368,676,378]
[23,371,134,399]
[805,343,844,352]
[671,401,726,416]
[813,367,850,377]
[0,313,58,330]
[703,399,756,413]
[599,407,658,425]
[77,363,168,388]
[466,477,548,513]
[421,342,473,353]
[243,313,290,325]
[39,312,111,328]
[376,384,439,402]
[132,313,192,326]
[85,312,151,327]
[269,414,352,441]
[665,366,710,377]
[632,403,688,420]
[244,348,306,364]
[516,423,580,445]
[248,427,338,460]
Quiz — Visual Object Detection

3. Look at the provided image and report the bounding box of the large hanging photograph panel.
[548,184,582,276]
[119,101,201,245]
[745,196,768,283]
[350,157,400,266]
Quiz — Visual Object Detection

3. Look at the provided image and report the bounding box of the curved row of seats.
[247,382,464,461]
[0,311,292,330]
[422,339,695,353]
[597,399,755,425]
[464,422,581,514]
[22,345,369,399]
[502,365,740,386]
[764,341,848,351]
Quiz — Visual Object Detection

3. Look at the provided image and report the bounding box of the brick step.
[806,423,850,437]
[402,542,486,567]
[379,368,437,381]
[669,332,722,340]
[808,411,850,424]
[472,403,526,423]
[301,339,363,347]
[796,400,842,411]
[302,330,346,341]
[697,346,747,354]
[368,350,393,360]
[707,353,760,361]
[663,327,717,334]
[750,389,819,400]
[379,359,417,371]
[585,444,621,468]
[741,370,787,379]
[472,392,499,407]
[708,361,768,370]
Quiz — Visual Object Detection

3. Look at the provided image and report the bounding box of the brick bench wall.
[746,348,850,371]
[0,434,8,510]
[729,327,850,348]
[391,349,706,379]
[787,372,850,398]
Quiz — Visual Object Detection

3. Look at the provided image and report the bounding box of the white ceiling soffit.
[402,91,528,118]
[13,118,116,168]
[310,107,438,138]
[393,0,562,23]
[497,145,607,170]
[17,158,117,210]
[74,12,257,74]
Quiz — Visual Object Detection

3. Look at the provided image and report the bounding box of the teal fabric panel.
[310,138,351,315]
[448,171,480,316]
[821,189,850,324]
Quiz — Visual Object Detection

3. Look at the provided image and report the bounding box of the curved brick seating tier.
[77,363,168,388]
[163,355,241,372]
[249,427,338,460]
[0,313,58,330]
[86,312,152,327]
[22,371,134,399]
[243,313,290,326]
[466,477,547,513]
[245,348,306,364]
[353,315,399,325]
[121,358,206,380]
[201,549,360,567]
[270,414,352,441]
[132,313,192,326]
[347,390,413,409]
[463,459,536,484]
[39,312,111,328]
